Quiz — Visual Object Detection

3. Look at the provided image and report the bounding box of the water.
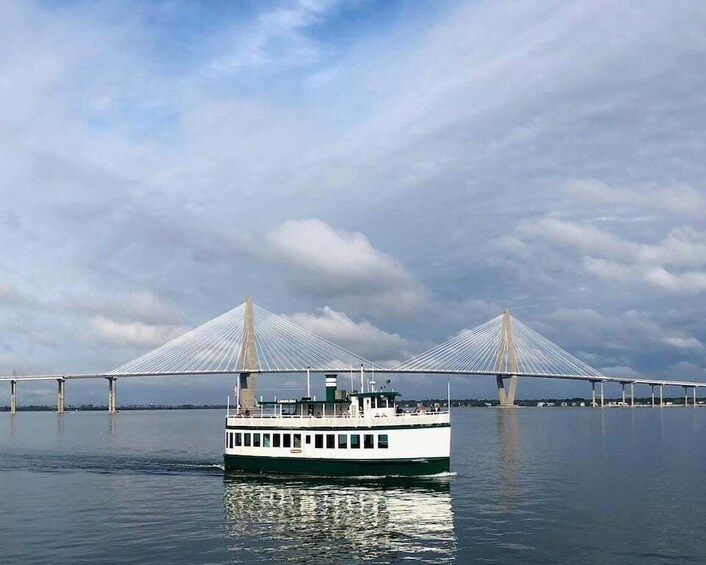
[1,407,704,564]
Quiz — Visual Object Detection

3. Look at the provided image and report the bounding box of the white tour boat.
[224,374,450,476]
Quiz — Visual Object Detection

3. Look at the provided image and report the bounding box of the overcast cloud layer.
[1,0,705,405]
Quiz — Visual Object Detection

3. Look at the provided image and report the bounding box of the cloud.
[663,336,703,351]
[565,179,706,219]
[206,0,340,78]
[597,366,642,379]
[518,218,638,261]
[89,316,190,349]
[70,291,184,326]
[0,283,29,307]
[1,1,706,399]
[516,216,706,294]
[266,219,427,316]
[285,306,412,363]
[543,307,706,379]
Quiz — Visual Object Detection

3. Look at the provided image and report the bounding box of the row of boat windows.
[226,431,389,450]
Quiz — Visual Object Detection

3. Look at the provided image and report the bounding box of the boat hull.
[224,454,450,476]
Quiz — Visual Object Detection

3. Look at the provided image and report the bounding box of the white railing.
[226,411,450,429]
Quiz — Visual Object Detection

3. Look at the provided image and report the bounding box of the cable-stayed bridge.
[1,299,704,413]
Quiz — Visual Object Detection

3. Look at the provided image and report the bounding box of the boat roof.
[350,391,400,398]
[259,399,349,406]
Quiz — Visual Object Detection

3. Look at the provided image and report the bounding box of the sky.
[1,0,705,406]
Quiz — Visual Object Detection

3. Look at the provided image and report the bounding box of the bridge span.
[2,299,704,412]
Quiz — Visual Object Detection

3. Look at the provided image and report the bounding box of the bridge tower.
[238,297,258,410]
[495,309,518,407]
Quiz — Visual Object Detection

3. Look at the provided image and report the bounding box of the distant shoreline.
[1,397,703,412]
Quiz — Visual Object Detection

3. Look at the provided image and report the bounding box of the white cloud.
[266,219,426,316]
[518,218,637,260]
[89,316,190,349]
[582,257,633,282]
[71,291,184,326]
[0,1,705,399]
[663,336,703,351]
[565,179,706,219]
[518,217,706,294]
[285,306,412,362]
[206,0,340,77]
[643,268,706,293]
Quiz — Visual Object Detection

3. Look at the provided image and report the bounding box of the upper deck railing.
[226,406,450,428]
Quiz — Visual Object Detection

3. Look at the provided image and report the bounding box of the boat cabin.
[255,390,401,419]
[238,372,403,419]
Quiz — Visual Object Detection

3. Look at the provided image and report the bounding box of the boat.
[224,373,450,476]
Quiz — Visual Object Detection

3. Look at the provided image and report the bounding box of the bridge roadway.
[1,368,704,413]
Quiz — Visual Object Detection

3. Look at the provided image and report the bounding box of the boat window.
[226,433,232,449]
[244,433,251,447]
[253,433,261,447]
[378,434,389,449]
[364,434,374,449]
[235,433,242,447]
[283,434,291,448]
[305,435,311,444]
[350,434,360,449]
[263,433,271,447]
[338,434,347,449]
[315,434,324,448]
[273,433,281,448]
[293,434,302,448]
[326,434,335,449]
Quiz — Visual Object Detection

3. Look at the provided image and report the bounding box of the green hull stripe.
[223,454,450,476]
[225,422,450,431]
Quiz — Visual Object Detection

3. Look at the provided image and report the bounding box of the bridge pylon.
[238,297,259,411]
[495,309,518,408]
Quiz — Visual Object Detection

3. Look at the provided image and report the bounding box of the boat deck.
[226,411,450,429]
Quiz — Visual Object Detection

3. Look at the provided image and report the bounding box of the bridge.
[1,299,704,413]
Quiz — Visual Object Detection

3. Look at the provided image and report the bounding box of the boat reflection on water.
[223,474,456,563]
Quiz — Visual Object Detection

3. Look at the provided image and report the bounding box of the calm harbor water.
[1,407,704,564]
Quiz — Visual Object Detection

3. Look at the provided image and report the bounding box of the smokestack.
[325,374,338,402]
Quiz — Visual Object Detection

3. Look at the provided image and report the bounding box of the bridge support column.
[496,375,517,407]
[57,378,65,414]
[238,372,258,412]
[684,386,688,407]
[237,298,258,411]
[659,385,663,406]
[621,383,626,406]
[651,385,655,407]
[600,381,605,407]
[693,388,697,407]
[630,383,635,407]
[591,381,596,407]
[10,380,17,414]
[106,377,117,414]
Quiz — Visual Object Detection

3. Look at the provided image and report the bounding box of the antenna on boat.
[359,364,364,393]
[235,377,241,415]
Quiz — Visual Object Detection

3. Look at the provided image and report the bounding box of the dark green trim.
[224,454,450,476]
[225,422,450,431]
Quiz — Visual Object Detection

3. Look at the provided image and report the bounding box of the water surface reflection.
[223,475,456,563]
